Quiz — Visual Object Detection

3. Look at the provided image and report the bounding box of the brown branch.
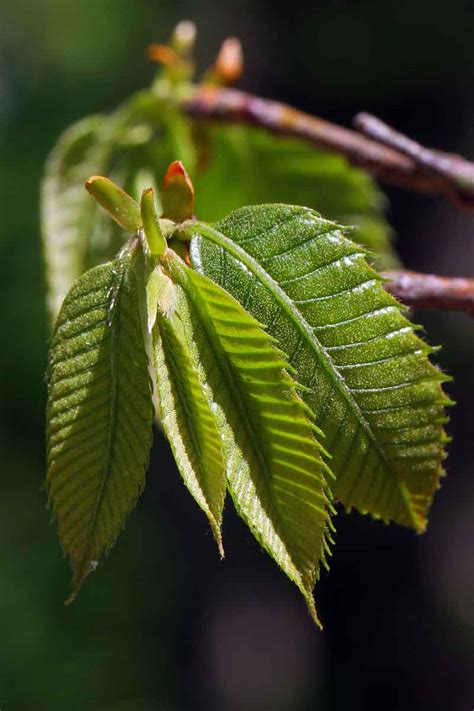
[182,86,474,209]
[382,271,474,316]
[182,87,474,315]
[355,113,474,209]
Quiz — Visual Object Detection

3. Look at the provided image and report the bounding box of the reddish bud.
[161,161,195,222]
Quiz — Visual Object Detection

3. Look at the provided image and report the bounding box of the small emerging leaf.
[161,161,195,222]
[86,176,141,234]
[141,188,167,256]
[162,249,334,626]
[204,38,243,86]
[171,20,197,56]
[47,244,154,601]
[153,286,226,554]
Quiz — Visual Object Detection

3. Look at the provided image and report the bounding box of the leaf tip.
[399,482,429,534]
[216,531,225,560]
[208,514,225,559]
[73,557,101,603]
[85,174,103,190]
[305,592,323,630]
[416,520,428,535]
[161,161,195,222]
[64,592,76,607]
[85,175,141,234]
[207,37,244,86]
[163,159,187,182]
[171,20,197,55]
[65,560,98,606]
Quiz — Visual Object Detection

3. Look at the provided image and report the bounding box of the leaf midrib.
[159,318,215,511]
[75,260,124,579]
[178,269,308,583]
[187,219,418,528]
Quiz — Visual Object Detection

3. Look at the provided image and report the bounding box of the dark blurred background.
[1,1,473,709]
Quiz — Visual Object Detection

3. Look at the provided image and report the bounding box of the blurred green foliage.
[41,69,396,326]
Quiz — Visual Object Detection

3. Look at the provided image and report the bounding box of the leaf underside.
[47,248,154,601]
[164,251,333,626]
[153,298,227,554]
[41,115,112,321]
[41,110,153,324]
[187,204,450,532]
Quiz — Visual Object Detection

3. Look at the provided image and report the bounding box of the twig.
[182,86,474,315]
[182,86,474,209]
[355,113,474,209]
[382,271,474,316]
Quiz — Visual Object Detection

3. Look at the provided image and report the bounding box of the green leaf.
[42,93,395,328]
[186,205,451,532]
[162,249,333,626]
[140,188,167,256]
[41,114,111,321]
[86,176,141,234]
[41,97,197,324]
[152,276,226,554]
[46,244,154,601]
[193,124,399,269]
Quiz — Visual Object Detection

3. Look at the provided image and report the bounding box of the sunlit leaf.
[162,249,334,626]
[140,188,167,257]
[86,175,141,234]
[186,204,451,532]
[41,98,197,324]
[152,271,226,553]
[46,243,154,601]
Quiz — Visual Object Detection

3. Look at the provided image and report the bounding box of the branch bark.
[355,113,474,209]
[382,271,474,316]
[182,87,474,316]
[183,86,474,209]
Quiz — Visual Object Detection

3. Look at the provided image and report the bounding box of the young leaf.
[161,160,195,221]
[42,88,395,328]
[86,176,141,234]
[40,97,188,325]
[162,249,333,626]
[153,277,226,554]
[193,124,399,269]
[41,115,111,321]
[47,245,154,601]
[140,188,167,256]
[185,205,451,533]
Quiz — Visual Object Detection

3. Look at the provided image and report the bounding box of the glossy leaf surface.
[187,205,450,532]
